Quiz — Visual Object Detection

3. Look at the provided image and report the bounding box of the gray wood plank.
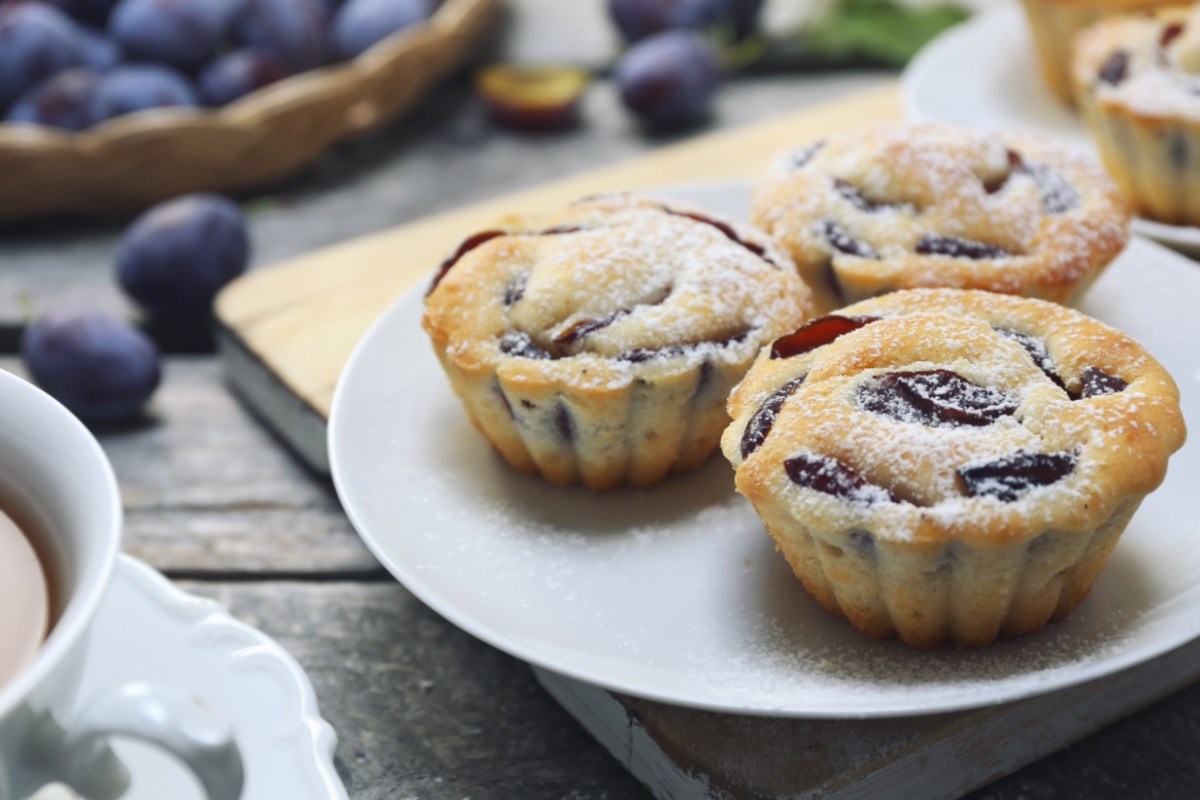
[0,357,379,575]
[0,75,887,350]
[181,580,649,800]
[181,580,1200,800]
[966,685,1200,800]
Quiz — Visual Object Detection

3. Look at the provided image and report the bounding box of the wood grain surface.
[0,357,377,576]
[184,578,1200,800]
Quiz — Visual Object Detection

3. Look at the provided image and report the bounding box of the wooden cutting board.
[213,83,1200,798]
[213,84,904,471]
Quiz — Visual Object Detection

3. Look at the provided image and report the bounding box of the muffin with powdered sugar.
[752,122,1130,314]
[423,193,815,490]
[1073,3,1200,225]
[1019,0,1174,105]
[722,289,1185,647]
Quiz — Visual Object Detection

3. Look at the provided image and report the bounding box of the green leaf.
[724,34,771,72]
[801,0,969,66]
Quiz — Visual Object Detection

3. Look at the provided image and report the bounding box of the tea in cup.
[0,369,243,800]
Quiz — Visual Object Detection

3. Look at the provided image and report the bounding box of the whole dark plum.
[608,0,723,41]
[233,0,326,73]
[108,0,237,74]
[198,49,287,106]
[615,30,722,129]
[20,308,161,425]
[6,67,101,130]
[59,0,122,25]
[76,24,122,70]
[115,194,250,319]
[608,0,763,42]
[89,63,197,123]
[0,3,85,109]
[329,0,430,60]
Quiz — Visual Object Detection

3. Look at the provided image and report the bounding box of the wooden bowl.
[0,0,500,220]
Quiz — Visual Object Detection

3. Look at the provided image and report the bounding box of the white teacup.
[0,369,243,800]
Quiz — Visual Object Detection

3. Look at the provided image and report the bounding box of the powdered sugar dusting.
[727,289,1185,542]
[753,123,1129,304]
[508,195,803,357]
[428,193,811,392]
[678,590,1140,710]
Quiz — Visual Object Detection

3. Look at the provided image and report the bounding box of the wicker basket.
[0,0,500,220]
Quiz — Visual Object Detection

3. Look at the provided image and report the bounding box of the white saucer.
[903,2,1200,257]
[37,556,346,800]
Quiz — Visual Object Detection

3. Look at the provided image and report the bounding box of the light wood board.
[213,84,903,471]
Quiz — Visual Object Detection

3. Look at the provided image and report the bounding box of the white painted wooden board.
[537,634,1200,800]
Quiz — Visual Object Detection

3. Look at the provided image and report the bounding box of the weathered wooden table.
[3,65,1199,799]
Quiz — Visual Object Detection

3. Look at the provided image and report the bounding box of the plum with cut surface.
[477,64,589,132]
[784,451,898,503]
[1079,366,1128,398]
[1098,50,1129,86]
[916,234,1011,260]
[740,375,805,458]
[769,314,880,360]
[857,369,1018,428]
[822,220,877,259]
[499,330,554,360]
[994,327,1067,390]
[958,450,1077,502]
[664,208,778,266]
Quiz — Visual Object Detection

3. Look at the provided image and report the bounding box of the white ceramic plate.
[39,556,346,800]
[903,2,1200,257]
[330,180,1200,719]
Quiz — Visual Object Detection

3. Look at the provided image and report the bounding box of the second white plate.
[330,180,1200,718]
[903,2,1200,256]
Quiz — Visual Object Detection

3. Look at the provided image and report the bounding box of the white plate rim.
[329,179,1200,719]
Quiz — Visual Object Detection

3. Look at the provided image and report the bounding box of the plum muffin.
[752,122,1130,314]
[1020,0,1174,105]
[721,289,1184,647]
[423,193,814,490]
[1073,4,1200,225]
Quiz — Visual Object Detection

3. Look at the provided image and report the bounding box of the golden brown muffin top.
[722,289,1185,545]
[424,193,814,392]
[752,123,1130,310]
